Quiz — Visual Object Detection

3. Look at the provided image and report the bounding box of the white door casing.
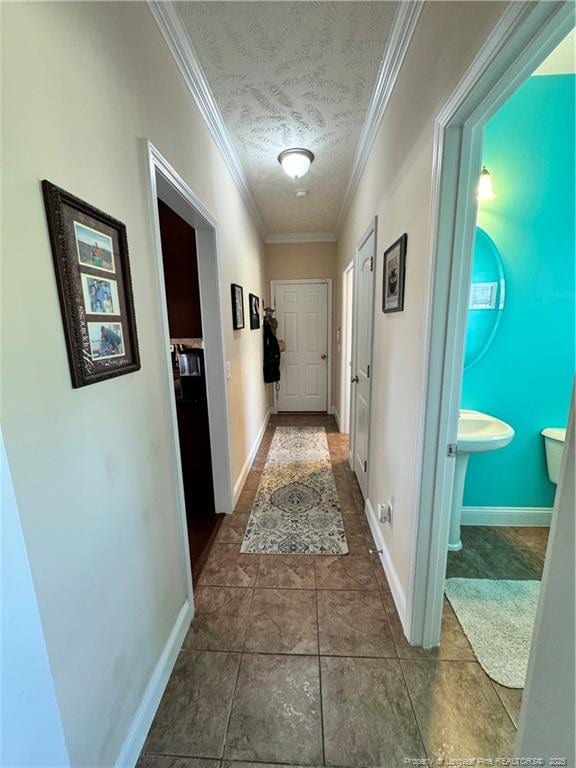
[339,262,354,434]
[350,219,377,498]
[273,280,330,412]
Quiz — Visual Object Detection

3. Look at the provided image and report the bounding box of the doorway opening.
[409,1,574,740]
[339,261,354,438]
[271,279,332,413]
[145,142,234,587]
[156,199,219,579]
[445,29,574,713]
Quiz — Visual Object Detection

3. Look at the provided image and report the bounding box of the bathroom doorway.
[409,3,574,748]
[442,27,574,714]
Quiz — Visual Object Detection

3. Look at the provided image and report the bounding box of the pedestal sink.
[448,410,515,551]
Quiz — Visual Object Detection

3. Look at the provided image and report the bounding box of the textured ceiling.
[176,2,398,237]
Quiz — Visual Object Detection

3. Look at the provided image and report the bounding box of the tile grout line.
[397,655,430,762]
[488,673,521,732]
[314,586,327,766]
[217,425,273,763]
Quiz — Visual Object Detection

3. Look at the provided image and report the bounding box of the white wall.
[1,430,70,768]
[335,1,507,610]
[1,3,267,765]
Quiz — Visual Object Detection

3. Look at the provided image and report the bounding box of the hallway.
[137,415,517,768]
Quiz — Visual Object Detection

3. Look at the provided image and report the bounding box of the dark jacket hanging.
[263,319,281,383]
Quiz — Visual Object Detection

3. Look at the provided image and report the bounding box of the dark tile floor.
[138,414,519,768]
[447,525,549,580]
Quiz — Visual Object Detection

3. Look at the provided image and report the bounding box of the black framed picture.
[249,293,260,330]
[42,180,140,387]
[231,283,244,329]
[383,233,407,313]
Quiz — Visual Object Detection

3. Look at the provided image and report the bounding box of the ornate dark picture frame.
[383,233,407,313]
[249,293,260,330]
[231,283,244,330]
[42,180,140,387]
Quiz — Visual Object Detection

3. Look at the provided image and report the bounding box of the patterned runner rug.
[240,426,348,555]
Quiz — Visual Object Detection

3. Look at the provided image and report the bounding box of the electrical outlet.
[386,499,394,526]
[377,500,394,525]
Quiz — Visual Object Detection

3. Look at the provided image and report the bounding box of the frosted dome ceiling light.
[278,148,314,179]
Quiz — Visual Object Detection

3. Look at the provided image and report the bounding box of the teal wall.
[462,74,575,508]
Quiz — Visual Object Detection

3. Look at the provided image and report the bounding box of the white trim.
[114,600,193,768]
[265,232,337,245]
[333,406,341,431]
[147,1,267,240]
[335,1,424,235]
[461,507,553,527]
[145,140,235,526]
[270,279,333,413]
[365,498,408,633]
[409,2,575,649]
[233,408,271,505]
[328,405,335,416]
[339,260,354,436]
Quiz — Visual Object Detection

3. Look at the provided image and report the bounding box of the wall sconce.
[477,166,495,202]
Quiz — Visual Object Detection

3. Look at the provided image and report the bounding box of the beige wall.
[334,2,506,603]
[265,241,338,410]
[1,2,267,765]
[265,241,337,284]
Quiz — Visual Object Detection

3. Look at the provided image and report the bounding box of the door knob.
[351,375,359,383]
[321,354,327,360]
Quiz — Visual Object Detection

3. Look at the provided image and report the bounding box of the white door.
[351,222,376,497]
[274,281,329,412]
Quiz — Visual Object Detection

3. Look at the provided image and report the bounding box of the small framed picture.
[231,283,244,330]
[249,293,260,330]
[42,180,140,387]
[383,233,407,313]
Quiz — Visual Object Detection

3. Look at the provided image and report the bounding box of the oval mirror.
[464,227,506,370]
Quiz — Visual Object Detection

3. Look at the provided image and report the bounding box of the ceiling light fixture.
[477,166,495,202]
[278,148,314,179]
[295,189,308,198]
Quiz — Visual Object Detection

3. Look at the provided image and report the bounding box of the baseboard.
[364,498,409,635]
[462,506,553,527]
[328,404,335,416]
[232,408,271,505]
[114,599,193,768]
[333,407,341,431]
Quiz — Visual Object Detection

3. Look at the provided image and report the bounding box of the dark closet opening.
[157,198,221,580]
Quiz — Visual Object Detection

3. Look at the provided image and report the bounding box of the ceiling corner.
[147,0,268,241]
[265,233,337,245]
[335,0,425,236]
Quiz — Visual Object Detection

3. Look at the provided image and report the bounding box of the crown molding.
[335,0,425,236]
[148,1,268,240]
[265,232,337,245]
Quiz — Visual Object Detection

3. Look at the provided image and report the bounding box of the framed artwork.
[42,180,140,387]
[231,283,244,330]
[383,233,407,313]
[249,293,260,330]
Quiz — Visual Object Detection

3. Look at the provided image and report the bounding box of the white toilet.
[541,427,567,484]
